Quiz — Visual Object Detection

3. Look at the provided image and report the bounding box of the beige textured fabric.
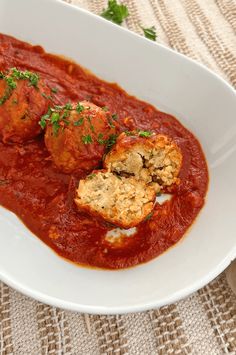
[0,0,236,354]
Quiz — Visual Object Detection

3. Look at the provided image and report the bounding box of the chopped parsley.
[124,130,153,137]
[102,106,109,112]
[51,87,58,93]
[39,108,52,129]
[64,102,73,110]
[108,118,115,128]
[39,106,71,135]
[87,173,96,179]
[101,0,129,25]
[145,212,153,221]
[76,102,85,114]
[142,26,157,41]
[41,92,53,100]
[106,133,117,149]
[74,118,84,126]
[0,68,40,105]
[87,116,95,132]
[11,68,40,87]
[82,134,93,144]
[97,133,105,145]
[111,113,118,120]
[138,130,152,137]
[124,130,134,136]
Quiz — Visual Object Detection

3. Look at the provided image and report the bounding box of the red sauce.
[0,34,208,269]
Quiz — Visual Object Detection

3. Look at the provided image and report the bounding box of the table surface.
[0,0,236,354]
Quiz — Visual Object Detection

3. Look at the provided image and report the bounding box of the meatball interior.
[104,132,182,190]
[0,68,50,143]
[75,170,156,229]
[43,101,117,174]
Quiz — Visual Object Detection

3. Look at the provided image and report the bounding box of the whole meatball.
[44,101,118,174]
[0,68,50,143]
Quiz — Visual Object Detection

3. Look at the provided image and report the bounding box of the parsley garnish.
[102,106,109,112]
[82,134,93,144]
[76,102,85,114]
[87,116,95,132]
[74,118,84,126]
[142,26,157,41]
[50,112,61,136]
[51,87,58,93]
[108,118,115,128]
[101,0,129,25]
[138,130,152,137]
[97,133,105,145]
[106,133,117,149]
[41,92,53,100]
[145,212,153,221]
[0,68,40,105]
[87,173,96,179]
[112,113,118,120]
[64,103,73,110]
[11,68,39,87]
[124,130,134,136]
[39,108,52,129]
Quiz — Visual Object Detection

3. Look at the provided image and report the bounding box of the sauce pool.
[0,34,208,269]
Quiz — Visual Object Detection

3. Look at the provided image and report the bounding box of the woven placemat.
[1,0,236,354]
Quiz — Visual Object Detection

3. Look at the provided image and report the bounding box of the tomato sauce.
[0,34,208,269]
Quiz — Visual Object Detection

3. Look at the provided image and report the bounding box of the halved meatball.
[0,68,50,143]
[75,170,156,228]
[104,132,182,190]
[44,101,117,174]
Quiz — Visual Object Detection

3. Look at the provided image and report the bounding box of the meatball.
[44,101,117,174]
[104,131,182,190]
[75,170,156,228]
[0,68,50,143]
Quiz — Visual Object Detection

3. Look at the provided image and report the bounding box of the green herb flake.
[124,130,134,136]
[76,102,85,114]
[82,134,93,144]
[41,92,53,100]
[101,0,129,25]
[106,133,117,149]
[39,116,47,129]
[97,133,105,145]
[74,118,84,126]
[64,103,73,110]
[87,116,95,132]
[138,130,152,137]
[51,112,60,123]
[111,113,118,120]
[142,26,157,41]
[0,68,41,106]
[145,212,153,221]
[87,173,96,180]
[102,106,109,112]
[51,87,58,93]
[108,119,115,129]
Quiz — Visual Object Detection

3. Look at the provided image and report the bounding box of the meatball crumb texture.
[104,131,182,191]
[43,101,118,174]
[75,170,156,229]
[0,68,50,143]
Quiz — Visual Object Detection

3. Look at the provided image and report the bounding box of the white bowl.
[0,0,235,314]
